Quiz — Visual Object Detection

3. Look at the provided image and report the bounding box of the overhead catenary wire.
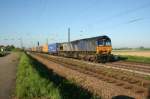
[80,2,150,36]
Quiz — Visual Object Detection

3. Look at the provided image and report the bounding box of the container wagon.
[36,46,43,53]
[48,43,60,55]
[42,44,48,53]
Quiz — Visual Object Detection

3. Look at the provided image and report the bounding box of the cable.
[82,2,150,34]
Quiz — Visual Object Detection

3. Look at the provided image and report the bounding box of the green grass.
[12,48,24,52]
[15,53,99,99]
[15,53,61,99]
[118,55,150,64]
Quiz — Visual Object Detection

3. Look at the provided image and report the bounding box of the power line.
[126,18,143,24]
[83,2,150,33]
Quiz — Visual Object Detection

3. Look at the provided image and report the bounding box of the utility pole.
[68,27,70,43]
[68,27,71,51]
[37,41,39,46]
[46,38,48,45]
[19,38,23,49]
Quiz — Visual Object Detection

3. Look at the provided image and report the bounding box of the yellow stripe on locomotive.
[96,46,112,54]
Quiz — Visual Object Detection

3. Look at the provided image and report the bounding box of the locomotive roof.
[60,35,111,44]
[73,35,110,42]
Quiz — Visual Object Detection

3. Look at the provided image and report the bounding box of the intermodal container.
[48,43,59,54]
[42,44,48,53]
[32,47,36,52]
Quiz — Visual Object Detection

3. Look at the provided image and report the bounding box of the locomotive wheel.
[96,55,102,63]
[96,54,107,63]
[89,57,95,62]
[102,55,107,63]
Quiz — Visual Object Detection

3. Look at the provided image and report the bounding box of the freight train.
[31,35,112,63]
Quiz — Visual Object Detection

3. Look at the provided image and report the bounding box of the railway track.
[107,61,150,73]
[32,53,150,98]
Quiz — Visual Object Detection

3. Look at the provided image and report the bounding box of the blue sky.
[0,0,150,48]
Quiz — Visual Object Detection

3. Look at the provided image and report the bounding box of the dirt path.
[0,53,20,99]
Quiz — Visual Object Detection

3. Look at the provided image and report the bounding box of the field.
[112,50,150,57]
[112,50,150,64]
[15,53,98,99]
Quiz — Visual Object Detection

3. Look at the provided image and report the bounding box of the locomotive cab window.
[96,40,103,46]
[96,39,111,46]
[105,40,111,46]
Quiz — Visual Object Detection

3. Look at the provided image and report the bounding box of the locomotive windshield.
[105,40,111,46]
[97,39,111,46]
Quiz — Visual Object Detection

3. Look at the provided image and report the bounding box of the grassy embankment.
[15,53,99,99]
[112,50,150,63]
[119,55,150,64]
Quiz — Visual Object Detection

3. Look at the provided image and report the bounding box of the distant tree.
[139,46,144,49]
[5,45,15,51]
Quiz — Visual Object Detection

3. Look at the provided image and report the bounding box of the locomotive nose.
[96,46,112,55]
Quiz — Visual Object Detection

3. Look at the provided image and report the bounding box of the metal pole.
[37,41,39,47]
[20,38,23,49]
[46,38,48,45]
[68,28,71,51]
[68,28,70,43]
